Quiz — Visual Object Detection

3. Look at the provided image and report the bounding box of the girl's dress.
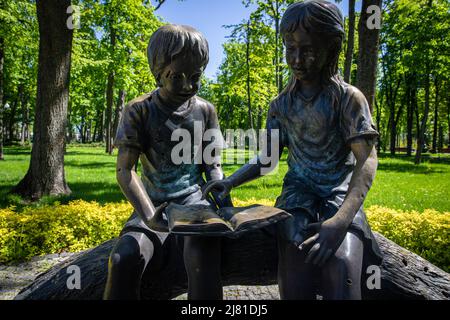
[267,81,383,266]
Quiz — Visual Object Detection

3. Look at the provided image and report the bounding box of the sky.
[153,0,358,79]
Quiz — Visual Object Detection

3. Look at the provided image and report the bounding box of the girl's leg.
[183,236,223,300]
[103,231,154,300]
[320,230,363,300]
[277,234,317,300]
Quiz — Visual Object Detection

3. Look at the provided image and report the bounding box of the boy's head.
[280,0,344,84]
[147,24,209,105]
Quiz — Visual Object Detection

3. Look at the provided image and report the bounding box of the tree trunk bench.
[14,231,450,300]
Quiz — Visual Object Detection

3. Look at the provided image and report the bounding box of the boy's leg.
[183,236,222,300]
[277,234,317,300]
[320,230,363,300]
[103,231,155,300]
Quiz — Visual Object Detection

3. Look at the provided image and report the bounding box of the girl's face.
[284,26,329,83]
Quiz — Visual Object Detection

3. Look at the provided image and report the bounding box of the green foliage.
[68,0,163,140]
[377,0,450,153]
[201,0,298,131]
[0,0,38,141]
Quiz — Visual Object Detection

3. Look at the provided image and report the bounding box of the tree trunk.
[386,78,401,155]
[344,0,356,84]
[246,20,254,130]
[10,0,73,200]
[20,93,29,145]
[112,89,125,149]
[438,125,443,153]
[92,109,101,142]
[98,110,104,142]
[415,65,431,165]
[80,110,85,144]
[406,80,415,156]
[8,90,19,142]
[273,1,283,94]
[356,0,382,113]
[414,94,420,150]
[375,96,381,153]
[391,90,405,153]
[105,22,116,155]
[431,78,439,153]
[0,36,4,160]
[105,72,114,153]
[14,232,450,300]
[389,115,396,155]
[447,95,450,148]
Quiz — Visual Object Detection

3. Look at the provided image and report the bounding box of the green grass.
[1,145,450,212]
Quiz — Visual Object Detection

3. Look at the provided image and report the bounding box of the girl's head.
[280,0,345,91]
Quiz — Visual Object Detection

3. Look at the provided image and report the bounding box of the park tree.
[0,0,38,158]
[0,16,3,161]
[244,0,296,93]
[210,16,278,132]
[11,0,73,199]
[343,0,356,83]
[355,0,382,112]
[377,0,450,161]
[69,0,161,153]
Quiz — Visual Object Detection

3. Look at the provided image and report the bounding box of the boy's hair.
[280,0,345,95]
[147,24,209,85]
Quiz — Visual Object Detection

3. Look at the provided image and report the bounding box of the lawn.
[1,145,450,213]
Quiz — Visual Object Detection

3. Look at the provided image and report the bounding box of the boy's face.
[158,53,204,106]
[284,27,328,83]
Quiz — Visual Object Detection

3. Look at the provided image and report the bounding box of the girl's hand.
[298,217,348,267]
[201,179,233,200]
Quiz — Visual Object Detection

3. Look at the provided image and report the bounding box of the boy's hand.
[201,179,233,200]
[146,202,169,232]
[298,217,348,267]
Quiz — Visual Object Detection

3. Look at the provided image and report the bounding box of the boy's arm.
[116,146,167,230]
[299,137,377,266]
[202,102,232,206]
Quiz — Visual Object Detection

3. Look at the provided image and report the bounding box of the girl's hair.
[147,24,209,85]
[279,0,345,98]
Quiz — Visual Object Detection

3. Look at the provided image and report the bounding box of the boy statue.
[103,24,228,300]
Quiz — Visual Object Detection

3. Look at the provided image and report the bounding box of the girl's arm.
[202,128,284,200]
[299,137,377,266]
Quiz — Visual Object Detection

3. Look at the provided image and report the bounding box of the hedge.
[0,199,448,272]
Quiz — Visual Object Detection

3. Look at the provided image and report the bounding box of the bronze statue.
[203,0,382,300]
[103,24,228,300]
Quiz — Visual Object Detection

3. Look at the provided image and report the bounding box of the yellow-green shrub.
[0,200,131,263]
[0,200,448,272]
[366,205,449,272]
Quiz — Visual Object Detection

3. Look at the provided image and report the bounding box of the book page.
[166,203,233,234]
[218,205,291,231]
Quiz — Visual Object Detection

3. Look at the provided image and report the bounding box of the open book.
[164,203,291,237]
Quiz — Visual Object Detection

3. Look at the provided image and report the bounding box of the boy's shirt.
[267,83,379,212]
[114,90,221,203]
